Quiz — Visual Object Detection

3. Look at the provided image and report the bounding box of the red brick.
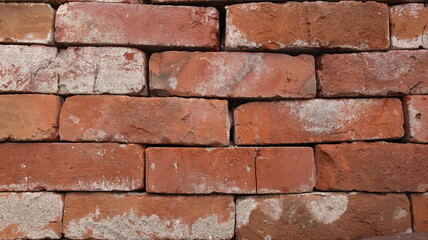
[361,232,428,240]
[63,193,235,239]
[147,147,256,194]
[0,192,63,239]
[153,0,422,3]
[226,2,389,52]
[316,142,428,192]
[410,193,428,232]
[234,98,404,145]
[0,94,61,141]
[0,0,139,3]
[59,96,230,146]
[236,193,411,240]
[149,51,315,98]
[0,143,144,191]
[256,147,315,194]
[404,96,428,143]
[0,3,54,44]
[55,3,219,50]
[391,4,428,49]
[317,50,428,97]
[0,46,147,95]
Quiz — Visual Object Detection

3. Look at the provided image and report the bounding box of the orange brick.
[59,96,230,146]
[318,50,428,97]
[63,193,235,239]
[410,193,428,232]
[234,98,404,144]
[226,2,389,51]
[256,147,315,194]
[146,147,256,194]
[55,3,219,50]
[404,96,428,143]
[236,193,411,240]
[0,3,54,44]
[150,51,315,98]
[316,142,428,192]
[0,94,61,141]
[0,143,144,191]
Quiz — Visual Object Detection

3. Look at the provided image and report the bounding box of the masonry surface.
[0,0,427,239]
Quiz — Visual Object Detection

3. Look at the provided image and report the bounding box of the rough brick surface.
[226,2,389,52]
[0,45,58,93]
[0,45,147,95]
[317,50,428,97]
[0,143,144,191]
[0,192,63,239]
[234,98,404,145]
[0,3,54,44]
[404,96,428,143]
[0,94,61,141]
[390,4,428,49]
[256,147,315,194]
[55,3,219,50]
[59,96,230,146]
[361,232,428,240]
[315,142,428,192]
[410,193,428,232]
[146,147,256,194]
[149,51,316,98]
[236,193,411,240]
[63,193,235,239]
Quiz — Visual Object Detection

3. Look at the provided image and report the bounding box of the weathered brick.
[0,45,58,93]
[316,142,428,192]
[59,96,230,146]
[0,3,54,44]
[317,50,428,97]
[0,94,61,141]
[0,143,144,191]
[256,147,315,194]
[0,45,147,95]
[404,96,428,143]
[55,3,219,50]
[63,193,235,239]
[234,98,404,145]
[0,0,139,3]
[226,2,389,52]
[0,192,63,239]
[150,51,315,98]
[146,147,256,194]
[391,4,428,49]
[361,232,428,240]
[236,193,411,240]
[410,193,428,232]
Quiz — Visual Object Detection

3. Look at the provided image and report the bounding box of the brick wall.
[0,0,427,239]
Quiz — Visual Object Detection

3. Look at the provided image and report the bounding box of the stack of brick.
[0,0,426,239]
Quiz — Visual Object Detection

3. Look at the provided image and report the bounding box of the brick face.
[146,147,256,194]
[63,193,235,239]
[59,95,230,146]
[0,94,61,141]
[0,3,54,44]
[150,51,316,98]
[317,50,428,97]
[0,192,63,239]
[404,95,428,143]
[234,98,404,145]
[0,143,145,191]
[390,4,428,49]
[410,193,428,232]
[226,1,389,52]
[236,193,411,240]
[315,142,428,192]
[0,45,147,95]
[55,3,219,50]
